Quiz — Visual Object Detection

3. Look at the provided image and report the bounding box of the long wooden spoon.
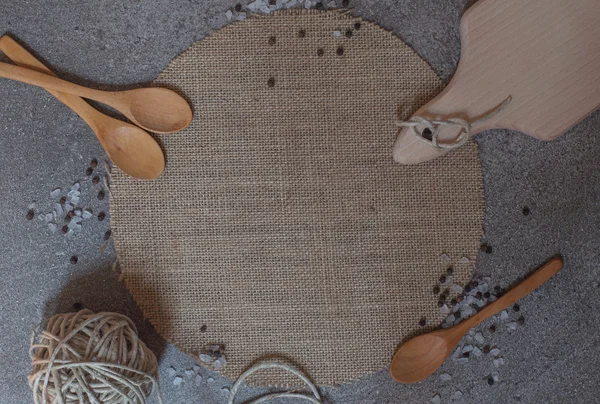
[390,256,563,384]
[0,61,192,134]
[0,36,165,180]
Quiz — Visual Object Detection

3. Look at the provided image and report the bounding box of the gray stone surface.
[1,1,599,403]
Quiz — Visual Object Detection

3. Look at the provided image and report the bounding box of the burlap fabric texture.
[110,10,485,386]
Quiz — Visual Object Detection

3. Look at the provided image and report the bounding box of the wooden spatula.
[393,0,600,164]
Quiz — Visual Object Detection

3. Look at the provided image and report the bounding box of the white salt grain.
[38,214,45,221]
[466,296,475,305]
[440,253,451,262]
[506,322,518,330]
[493,358,505,368]
[500,310,509,320]
[490,348,501,357]
[333,31,342,37]
[70,196,80,205]
[207,377,215,383]
[475,299,486,308]
[82,210,92,219]
[195,374,203,386]
[71,183,80,191]
[440,304,451,314]
[48,223,57,233]
[54,203,63,216]
[474,332,485,344]
[199,354,214,363]
[489,295,497,302]
[459,256,469,264]
[64,203,73,212]
[74,209,82,217]
[452,390,463,400]
[185,369,195,377]
[472,346,482,357]
[327,0,336,7]
[462,345,473,353]
[221,387,231,396]
[50,189,61,198]
[454,358,469,364]
[431,394,441,404]
[236,12,247,20]
[286,0,298,7]
[451,284,463,294]
[167,366,176,377]
[483,277,492,284]
[28,202,36,210]
[444,276,453,285]
[193,365,201,372]
[446,314,456,323]
[491,371,500,382]
[66,229,75,238]
[478,283,489,293]
[225,10,233,19]
[45,213,53,223]
[206,344,222,352]
[173,376,183,386]
[260,5,271,12]
[439,373,452,382]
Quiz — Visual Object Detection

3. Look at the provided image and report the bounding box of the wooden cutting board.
[393,0,600,164]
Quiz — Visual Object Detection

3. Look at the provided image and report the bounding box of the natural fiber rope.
[28,310,163,404]
[397,96,512,149]
[228,363,323,404]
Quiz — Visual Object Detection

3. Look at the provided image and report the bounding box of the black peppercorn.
[70,255,78,265]
[437,300,444,308]
[476,291,483,299]
[200,324,207,332]
[517,315,525,325]
[59,196,66,205]
[336,46,344,56]
[98,190,105,200]
[354,22,361,30]
[483,345,491,354]
[522,206,530,216]
[298,29,306,38]
[73,302,83,310]
[464,285,472,293]
[317,48,324,56]
[315,1,324,8]
[345,30,353,38]
[456,295,464,303]
[487,377,494,385]
[234,3,242,12]
[92,175,100,185]
[463,351,470,358]
[267,77,275,87]
[90,158,98,169]
[484,291,491,298]
[61,225,69,234]
[86,167,93,176]
[342,0,349,6]
[439,275,446,284]
[26,209,34,221]
[418,318,427,327]
[104,229,112,241]
[433,285,440,294]
[489,325,496,333]
[513,304,520,312]
[450,299,457,306]
[446,267,454,276]
[473,280,479,287]
[98,211,106,221]
[268,36,276,45]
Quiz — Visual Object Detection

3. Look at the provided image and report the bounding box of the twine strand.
[397,96,512,150]
[228,362,323,404]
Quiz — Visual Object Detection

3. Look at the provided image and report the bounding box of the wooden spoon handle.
[0,61,114,107]
[457,257,563,332]
[0,36,102,132]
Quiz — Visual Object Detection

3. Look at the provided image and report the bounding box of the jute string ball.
[28,310,161,404]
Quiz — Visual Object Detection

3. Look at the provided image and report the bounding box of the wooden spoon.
[390,256,563,384]
[0,36,165,180]
[0,61,192,134]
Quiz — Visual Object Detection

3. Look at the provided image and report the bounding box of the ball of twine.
[28,310,162,404]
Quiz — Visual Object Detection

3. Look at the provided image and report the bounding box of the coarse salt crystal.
[440,304,451,314]
[45,213,53,223]
[472,346,482,356]
[491,371,500,382]
[70,196,80,205]
[462,345,473,353]
[506,322,518,330]
[195,374,203,386]
[71,183,80,191]
[474,332,485,344]
[207,377,215,383]
[333,31,342,37]
[493,358,505,367]
[50,189,61,198]
[454,357,468,364]
[451,284,463,294]
[193,365,201,372]
[199,354,214,363]
[500,310,509,320]
[173,376,183,386]
[459,256,469,264]
[82,210,93,219]
[452,390,463,400]
[431,394,441,404]
[440,253,451,262]
[439,373,451,382]
[225,10,233,19]
[221,387,231,396]
[490,348,501,357]
[48,223,57,233]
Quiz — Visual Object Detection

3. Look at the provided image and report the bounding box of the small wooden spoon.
[0,36,165,180]
[390,256,563,384]
[0,61,192,134]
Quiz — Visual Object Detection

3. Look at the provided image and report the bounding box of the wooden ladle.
[390,256,563,384]
[0,36,165,180]
[0,61,192,134]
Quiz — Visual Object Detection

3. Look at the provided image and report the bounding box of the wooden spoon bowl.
[126,87,193,134]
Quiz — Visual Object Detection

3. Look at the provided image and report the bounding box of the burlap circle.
[111,10,484,386]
